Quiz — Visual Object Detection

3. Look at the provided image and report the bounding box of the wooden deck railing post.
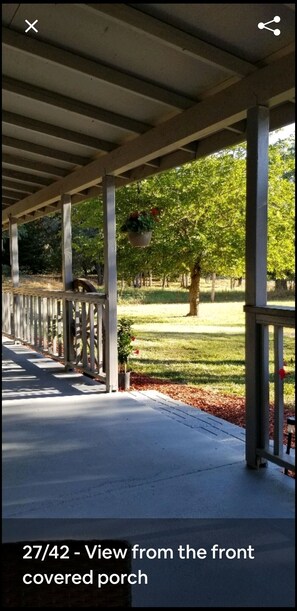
[61,194,74,368]
[9,217,20,339]
[245,106,269,469]
[103,175,118,392]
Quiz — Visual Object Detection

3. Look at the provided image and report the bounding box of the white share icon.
[258,16,281,36]
[25,19,38,33]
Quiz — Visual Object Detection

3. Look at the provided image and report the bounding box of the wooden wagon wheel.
[72,277,104,373]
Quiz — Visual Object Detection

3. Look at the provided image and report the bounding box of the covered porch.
[3,336,294,519]
[2,2,295,476]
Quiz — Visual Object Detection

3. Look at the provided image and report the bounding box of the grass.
[118,297,295,408]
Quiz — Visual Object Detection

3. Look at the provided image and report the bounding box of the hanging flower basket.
[128,231,152,248]
[121,208,160,248]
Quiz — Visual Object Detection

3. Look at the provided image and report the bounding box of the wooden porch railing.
[2,288,106,381]
[245,305,295,472]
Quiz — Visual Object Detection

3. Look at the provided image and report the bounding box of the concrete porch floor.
[2,337,295,520]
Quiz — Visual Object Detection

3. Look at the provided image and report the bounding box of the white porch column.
[9,217,19,288]
[102,175,118,392]
[9,217,20,339]
[245,105,269,468]
[61,194,74,367]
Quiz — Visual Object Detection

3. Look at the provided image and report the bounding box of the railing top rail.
[244,305,295,327]
[2,287,107,304]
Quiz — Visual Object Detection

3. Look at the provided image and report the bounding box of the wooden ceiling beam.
[86,3,256,77]
[3,26,196,110]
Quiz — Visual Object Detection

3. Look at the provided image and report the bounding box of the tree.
[16,215,61,274]
[267,137,295,286]
[141,149,246,315]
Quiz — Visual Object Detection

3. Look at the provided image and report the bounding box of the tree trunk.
[211,272,216,303]
[275,279,288,291]
[133,274,141,288]
[187,261,201,316]
[148,271,152,287]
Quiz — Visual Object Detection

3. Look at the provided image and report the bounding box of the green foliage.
[2,264,10,276]
[117,317,136,372]
[72,198,104,276]
[17,216,61,273]
[267,137,295,279]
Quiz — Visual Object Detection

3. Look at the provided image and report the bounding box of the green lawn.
[118,294,295,408]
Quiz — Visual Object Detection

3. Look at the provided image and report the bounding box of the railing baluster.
[22,295,25,342]
[3,292,9,334]
[10,292,13,336]
[259,323,270,452]
[75,301,80,365]
[30,295,34,344]
[26,295,30,342]
[274,325,284,457]
[43,298,47,350]
[97,304,103,374]
[33,296,38,346]
[24,295,28,342]
[38,296,42,349]
[52,298,57,355]
[89,303,95,372]
[57,300,62,357]
[81,301,88,369]
[3,292,6,332]
[48,298,52,355]
[19,295,24,341]
[14,294,20,340]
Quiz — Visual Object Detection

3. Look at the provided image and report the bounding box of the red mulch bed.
[130,372,295,451]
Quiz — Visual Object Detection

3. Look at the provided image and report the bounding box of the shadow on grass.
[118,289,245,304]
[118,288,294,305]
[140,331,246,341]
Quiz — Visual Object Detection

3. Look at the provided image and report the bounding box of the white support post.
[9,218,19,288]
[9,217,20,339]
[245,105,269,469]
[102,175,118,392]
[61,193,74,367]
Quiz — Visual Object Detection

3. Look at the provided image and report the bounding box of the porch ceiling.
[2,3,295,226]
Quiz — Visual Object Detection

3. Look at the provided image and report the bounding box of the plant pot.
[118,371,131,390]
[128,231,152,248]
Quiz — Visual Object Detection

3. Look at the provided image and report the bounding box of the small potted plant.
[120,207,160,247]
[117,317,138,390]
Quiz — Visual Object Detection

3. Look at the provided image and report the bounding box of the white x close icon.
[25,19,38,33]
